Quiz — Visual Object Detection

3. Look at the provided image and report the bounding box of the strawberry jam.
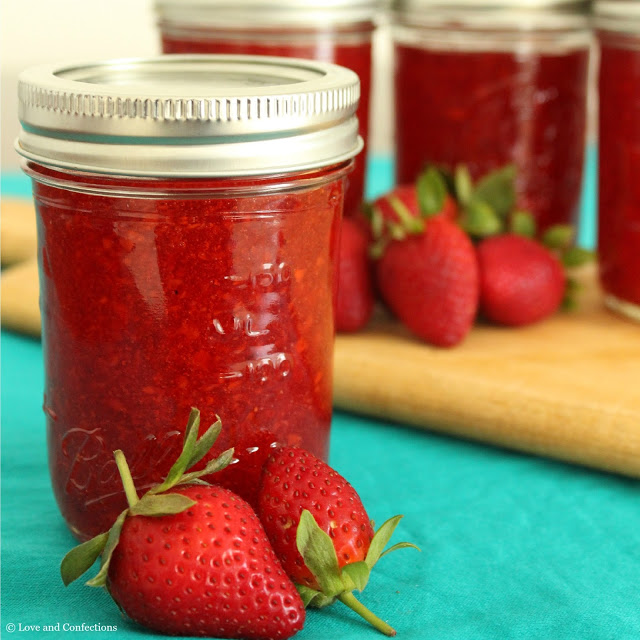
[31,165,346,539]
[17,55,362,540]
[161,30,372,219]
[597,27,640,319]
[393,5,590,230]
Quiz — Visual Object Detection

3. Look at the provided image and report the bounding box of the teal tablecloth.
[2,159,639,640]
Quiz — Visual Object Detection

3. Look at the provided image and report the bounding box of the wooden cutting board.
[1,199,37,266]
[334,267,640,478]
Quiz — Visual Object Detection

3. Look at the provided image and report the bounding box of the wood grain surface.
[1,199,37,266]
[334,267,640,478]
[1,259,41,336]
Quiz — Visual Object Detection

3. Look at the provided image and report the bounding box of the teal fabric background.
[2,158,638,640]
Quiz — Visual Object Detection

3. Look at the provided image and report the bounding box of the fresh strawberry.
[107,484,303,639]
[61,410,305,640]
[477,234,566,326]
[257,447,418,637]
[376,216,479,347]
[336,218,375,332]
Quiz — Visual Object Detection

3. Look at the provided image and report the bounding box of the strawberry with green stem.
[472,194,594,324]
[366,166,457,253]
[61,409,306,640]
[435,163,594,322]
[375,214,480,347]
[257,447,419,637]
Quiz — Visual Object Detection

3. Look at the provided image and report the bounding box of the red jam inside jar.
[598,28,640,319]
[17,56,362,540]
[393,9,590,230]
[156,2,376,218]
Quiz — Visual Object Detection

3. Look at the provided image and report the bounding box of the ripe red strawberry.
[61,410,305,640]
[336,218,375,332]
[477,234,566,326]
[108,485,303,639]
[376,216,479,347]
[257,447,418,637]
[258,448,374,589]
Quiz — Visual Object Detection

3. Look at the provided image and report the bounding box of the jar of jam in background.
[392,0,592,230]
[596,0,640,322]
[16,55,362,540]
[155,0,380,219]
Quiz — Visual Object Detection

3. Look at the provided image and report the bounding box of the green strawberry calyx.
[537,224,596,310]
[295,510,420,636]
[60,408,234,589]
[368,166,449,258]
[367,161,595,312]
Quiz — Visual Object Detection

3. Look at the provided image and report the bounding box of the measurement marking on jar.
[218,352,293,382]
[213,314,269,337]
[223,262,291,290]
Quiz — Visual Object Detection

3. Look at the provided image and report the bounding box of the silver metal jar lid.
[595,0,640,32]
[155,0,382,28]
[16,55,363,178]
[393,0,591,30]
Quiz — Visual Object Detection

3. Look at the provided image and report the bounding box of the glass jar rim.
[595,0,640,32]
[16,55,363,178]
[393,0,591,30]
[394,0,588,9]
[155,0,382,28]
[22,159,354,199]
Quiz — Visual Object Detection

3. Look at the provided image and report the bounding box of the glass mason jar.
[155,0,379,219]
[16,55,362,540]
[392,0,592,231]
[596,0,640,321]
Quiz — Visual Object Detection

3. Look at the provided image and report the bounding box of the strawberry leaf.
[365,516,420,572]
[296,585,336,609]
[296,510,344,598]
[365,515,402,569]
[460,200,503,238]
[379,541,421,561]
[388,195,424,233]
[562,277,582,311]
[510,210,537,238]
[455,165,474,207]
[473,165,516,218]
[178,447,235,485]
[129,493,196,517]
[187,416,222,468]
[341,561,371,592]
[562,246,595,268]
[151,408,201,494]
[60,532,109,586]
[388,222,407,241]
[543,225,575,250]
[85,509,129,588]
[417,167,447,217]
[296,584,320,607]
